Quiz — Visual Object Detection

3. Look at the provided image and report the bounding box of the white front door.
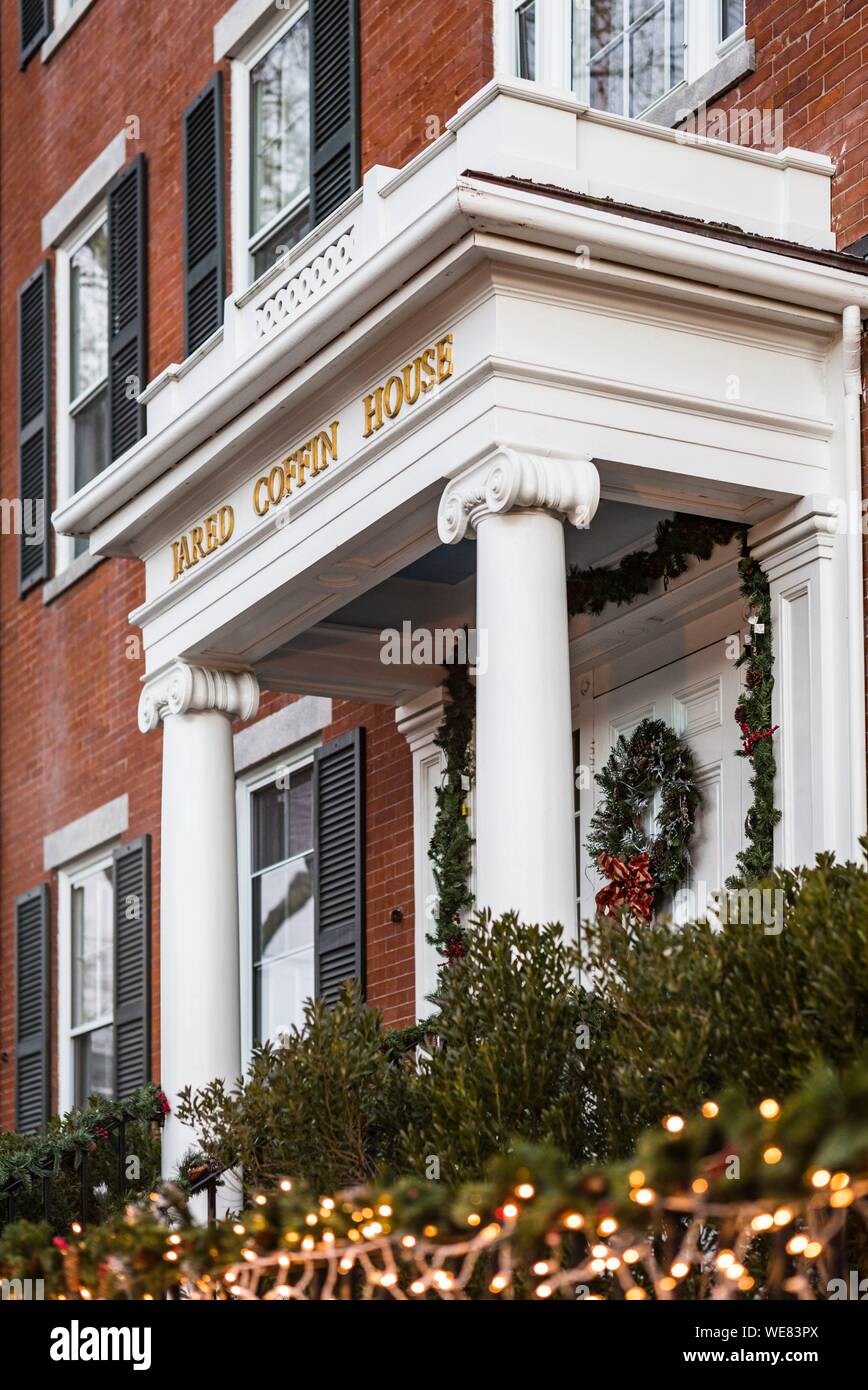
[580,641,749,922]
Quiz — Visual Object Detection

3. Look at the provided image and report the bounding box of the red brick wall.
[712,0,868,779]
[0,0,492,1130]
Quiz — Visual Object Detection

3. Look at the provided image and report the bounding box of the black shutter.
[18,263,50,594]
[113,837,151,1099]
[309,0,360,226]
[313,727,365,1005]
[20,0,50,68]
[15,885,50,1133]
[106,155,147,463]
[182,73,225,355]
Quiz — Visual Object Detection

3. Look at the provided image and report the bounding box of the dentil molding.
[438,448,601,544]
[138,663,260,733]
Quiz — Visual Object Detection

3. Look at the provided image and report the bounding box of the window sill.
[43,548,106,604]
[42,0,99,63]
[644,38,756,131]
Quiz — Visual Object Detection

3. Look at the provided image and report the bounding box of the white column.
[439,448,600,936]
[750,497,850,866]
[138,663,259,1180]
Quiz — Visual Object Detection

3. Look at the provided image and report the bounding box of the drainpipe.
[843,304,867,854]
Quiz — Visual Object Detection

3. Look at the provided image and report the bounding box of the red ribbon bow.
[595,851,654,922]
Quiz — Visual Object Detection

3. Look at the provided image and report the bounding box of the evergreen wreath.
[586,717,702,909]
[427,659,475,961]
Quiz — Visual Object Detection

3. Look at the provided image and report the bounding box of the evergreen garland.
[0,1085,168,1194]
[727,538,781,886]
[427,660,475,960]
[566,512,744,616]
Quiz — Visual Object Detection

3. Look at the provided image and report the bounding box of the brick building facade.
[2,0,867,1161]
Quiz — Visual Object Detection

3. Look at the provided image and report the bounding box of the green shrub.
[176,852,868,1193]
[176,984,416,1195]
[583,851,868,1151]
[402,914,606,1181]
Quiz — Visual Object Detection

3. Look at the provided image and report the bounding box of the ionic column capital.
[138,662,259,734]
[438,448,600,544]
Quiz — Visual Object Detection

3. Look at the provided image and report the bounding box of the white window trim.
[230,0,310,296]
[236,737,320,1061]
[494,0,745,115]
[54,202,108,574]
[57,849,115,1115]
[42,0,100,64]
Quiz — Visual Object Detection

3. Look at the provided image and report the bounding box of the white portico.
[54,78,868,1173]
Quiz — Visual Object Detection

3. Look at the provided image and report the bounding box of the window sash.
[247,4,310,276]
[242,751,317,1049]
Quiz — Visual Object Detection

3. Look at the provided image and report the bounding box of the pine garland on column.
[727,539,781,885]
[427,661,475,961]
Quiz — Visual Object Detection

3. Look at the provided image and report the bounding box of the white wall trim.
[233,695,331,772]
[214,0,280,61]
[44,794,128,872]
[396,688,447,1020]
[42,0,100,64]
[41,130,126,250]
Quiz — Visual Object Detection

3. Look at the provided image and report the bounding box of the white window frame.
[230,0,310,296]
[495,0,746,112]
[236,738,320,1061]
[54,202,108,574]
[57,850,115,1114]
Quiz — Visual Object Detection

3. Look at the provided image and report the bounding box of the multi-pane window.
[67,215,109,555]
[251,764,315,1044]
[516,1,537,79]
[577,0,684,118]
[250,9,310,280]
[70,860,114,1106]
[721,0,745,42]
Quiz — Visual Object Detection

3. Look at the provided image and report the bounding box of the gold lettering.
[191,526,206,563]
[435,333,454,383]
[402,358,422,406]
[178,534,192,574]
[362,388,383,438]
[203,513,219,553]
[296,444,312,488]
[267,466,284,507]
[171,540,182,582]
[383,374,403,419]
[219,505,235,544]
[420,346,436,392]
[253,476,270,515]
[318,421,339,470]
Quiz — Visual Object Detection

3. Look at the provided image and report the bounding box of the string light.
[515,1183,535,1200]
[762,1145,783,1165]
[810,1169,831,1188]
[663,1114,685,1134]
[759,1098,780,1120]
[701,1101,719,1118]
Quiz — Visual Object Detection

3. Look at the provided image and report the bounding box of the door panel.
[581,643,747,922]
